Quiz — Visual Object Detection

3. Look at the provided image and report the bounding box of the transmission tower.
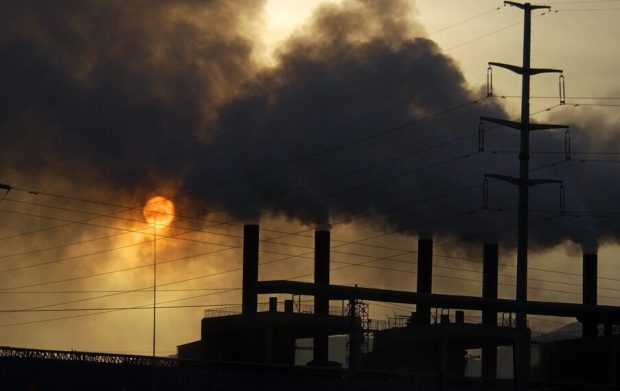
[480,2,568,389]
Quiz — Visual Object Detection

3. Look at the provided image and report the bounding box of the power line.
[428,7,502,36]
[0,152,478,275]
[556,7,620,10]
[9,98,483,220]
[546,0,620,4]
[0,288,237,294]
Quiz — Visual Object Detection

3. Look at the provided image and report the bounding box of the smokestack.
[482,243,498,379]
[242,224,259,314]
[416,238,433,325]
[313,230,330,364]
[482,244,499,324]
[582,253,598,339]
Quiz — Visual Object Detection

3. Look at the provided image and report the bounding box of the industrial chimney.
[582,253,598,339]
[481,243,498,378]
[416,238,433,325]
[313,230,330,364]
[242,224,259,314]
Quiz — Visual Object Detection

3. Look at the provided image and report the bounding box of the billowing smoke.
[1,0,618,253]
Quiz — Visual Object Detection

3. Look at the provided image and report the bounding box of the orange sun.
[143,196,175,227]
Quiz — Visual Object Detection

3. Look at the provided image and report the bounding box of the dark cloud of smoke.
[0,0,263,192]
[1,0,618,252]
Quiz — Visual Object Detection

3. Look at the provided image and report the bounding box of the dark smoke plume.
[1,0,618,252]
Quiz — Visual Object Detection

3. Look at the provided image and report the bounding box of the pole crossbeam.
[485,174,563,187]
[504,1,550,11]
[489,62,562,76]
[481,116,568,131]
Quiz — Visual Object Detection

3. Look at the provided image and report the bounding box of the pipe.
[255,280,620,320]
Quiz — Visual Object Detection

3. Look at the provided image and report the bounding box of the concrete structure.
[199,225,355,365]
[178,224,620,387]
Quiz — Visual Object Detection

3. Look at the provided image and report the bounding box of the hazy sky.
[0,0,619,357]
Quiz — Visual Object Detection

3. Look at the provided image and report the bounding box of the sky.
[0,0,619,357]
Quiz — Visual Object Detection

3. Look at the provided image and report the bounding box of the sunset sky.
[1,0,619,357]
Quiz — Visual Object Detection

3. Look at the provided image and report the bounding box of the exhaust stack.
[416,238,433,325]
[482,243,499,378]
[313,230,330,364]
[242,224,259,314]
[582,253,598,339]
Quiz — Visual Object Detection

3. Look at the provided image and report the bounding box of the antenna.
[481,2,569,389]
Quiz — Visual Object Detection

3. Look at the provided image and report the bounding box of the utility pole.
[481,2,568,390]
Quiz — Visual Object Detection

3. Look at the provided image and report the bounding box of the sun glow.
[143,196,175,227]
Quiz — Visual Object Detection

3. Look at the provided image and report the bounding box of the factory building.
[177,224,620,386]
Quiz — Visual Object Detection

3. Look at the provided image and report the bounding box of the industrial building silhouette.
[176,224,620,387]
[3,224,620,390]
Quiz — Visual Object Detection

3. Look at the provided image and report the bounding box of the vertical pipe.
[482,243,498,379]
[313,230,330,364]
[242,224,259,314]
[416,238,433,325]
[583,253,598,339]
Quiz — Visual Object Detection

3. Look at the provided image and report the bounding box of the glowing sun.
[143,196,175,227]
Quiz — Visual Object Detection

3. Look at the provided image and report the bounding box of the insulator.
[478,121,485,152]
[564,130,571,161]
[486,66,493,97]
[559,184,566,216]
[559,74,566,105]
[483,177,489,209]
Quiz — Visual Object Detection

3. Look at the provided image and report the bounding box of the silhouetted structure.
[4,228,620,390]
[198,225,354,366]
[178,224,620,387]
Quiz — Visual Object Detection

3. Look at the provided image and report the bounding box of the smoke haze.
[2,0,618,252]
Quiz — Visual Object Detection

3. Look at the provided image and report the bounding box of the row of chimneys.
[240,224,599,365]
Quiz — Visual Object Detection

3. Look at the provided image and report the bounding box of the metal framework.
[481,2,569,389]
[0,346,182,368]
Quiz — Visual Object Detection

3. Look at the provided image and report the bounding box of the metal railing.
[204,303,348,318]
[0,346,179,367]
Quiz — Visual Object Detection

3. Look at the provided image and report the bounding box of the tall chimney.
[416,238,433,325]
[482,243,498,378]
[313,230,330,364]
[242,224,259,314]
[582,253,598,339]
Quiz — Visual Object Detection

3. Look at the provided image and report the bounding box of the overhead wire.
[0,150,479,275]
[0,5,531,244]
[1,16,616,334]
